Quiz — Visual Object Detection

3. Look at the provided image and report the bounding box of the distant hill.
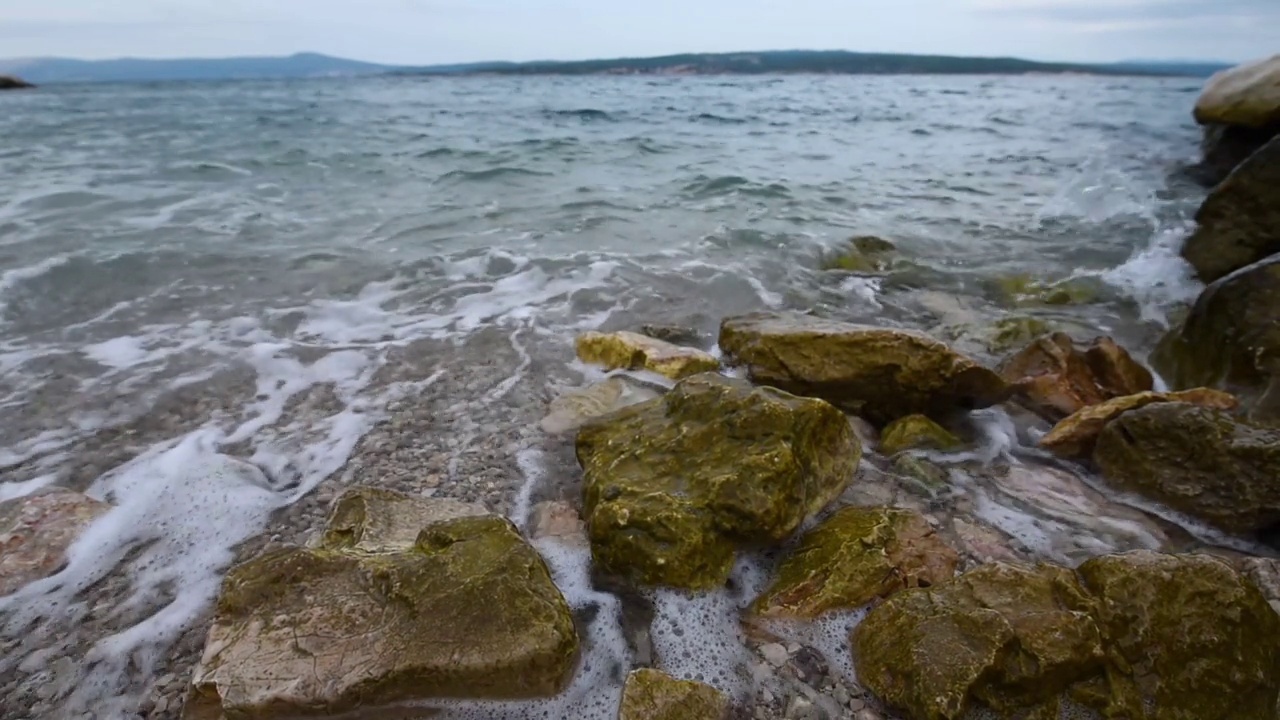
[0,52,393,84]
[0,50,1233,85]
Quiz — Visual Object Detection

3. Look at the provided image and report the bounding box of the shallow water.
[0,73,1239,718]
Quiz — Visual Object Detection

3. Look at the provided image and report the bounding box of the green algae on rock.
[819,235,897,273]
[618,668,728,720]
[879,414,963,456]
[575,330,720,380]
[1180,135,1280,283]
[576,372,859,590]
[751,507,958,618]
[185,495,579,720]
[1153,256,1280,422]
[719,311,1009,425]
[987,315,1052,353]
[1093,402,1280,534]
[853,552,1280,720]
[1039,388,1239,458]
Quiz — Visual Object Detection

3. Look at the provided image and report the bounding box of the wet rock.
[619,668,728,720]
[986,316,1051,353]
[878,414,962,456]
[575,330,720,380]
[988,274,1099,307]
[185,490,579,719]
[951,518,1022,564]
[529,500,588,548]
[540,376,660,434]
[1197,122,1280,186]
[317,485,487,551]
[0,487,109,596]
[751,507,958,618]
[1039,388,1238,458]
[1153,256,1280,422]
[577,373,859,590]
[0,75,34,90]
[820,235,897,273]
[853,552,1280,720]
[998,333,1152,420]
[640,323,706,347]
[1193,55,1280,183]
[1094,402,1280,534]
[890,454,950,497]
[1180,136,1280,282]
[719,311,1009,425]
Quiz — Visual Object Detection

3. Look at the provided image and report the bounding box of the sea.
[0,73,1219,718]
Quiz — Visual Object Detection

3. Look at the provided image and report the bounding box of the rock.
[951,518,1022,564]
[185,490,579,719]
[1194,55,1280,129]
[987,274,1099,307]
[0,487,108,596]
[529,500,588,548]
[751,507,958,618]
[852,552,1280,720]
[618,668,728,720]
[998,333,1152,420]
[986,316,1052,353]
[719,311,1009,425]
[318,485,487,551]
[890,454,951,497]
[0,75,34,90]
[1153,256,1280,421]
[878,414,962,456]
[640,323,706,347]
[1039,388,1239,458]
[575,330,720,380]
[540,376,660,434]
[1196,122,1280,186]
[1094,402,1280,535]
[759,642,790,667]
[577,373,859,590]
[1181,136,1280,283]
[820,235,897,273]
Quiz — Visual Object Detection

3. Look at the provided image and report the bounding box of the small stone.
[785,695,821,720]
[878,414,962,456]
[848,697,866,712]
[529,501,588,548]
[832,685,850,706]
[760,642,790,667]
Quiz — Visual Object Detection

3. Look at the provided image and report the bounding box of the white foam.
[0,474,57,502]
[82,335,152,370]
[1100,222,1203,325]
[510,448,545,532]
[649,587,753,701]
[838,275,884,309]
[0,255,69,308]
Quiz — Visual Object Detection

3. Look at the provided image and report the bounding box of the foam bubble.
[649,587,753,701]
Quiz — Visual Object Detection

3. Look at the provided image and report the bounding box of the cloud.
[973,0,1279,25]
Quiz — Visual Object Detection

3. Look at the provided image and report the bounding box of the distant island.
[0,51,1232,85]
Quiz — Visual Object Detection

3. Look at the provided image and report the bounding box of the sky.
[0,0,1275,65]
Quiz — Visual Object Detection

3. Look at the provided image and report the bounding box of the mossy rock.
[820,235,897,273]
[1094,402,1280,534]
[879,414,963,456]
[1153,255,1280,422]
[575,330,720,380]
[988,274,1099,308]
[987,316,1052,353]
[719,311,1010,425]
[751,507,958,618]
[186,502,579,719]
[853,551,1280,720]
[618,668,728,720]
[891,454,952,497]
[1039,388,1239,458]
[577,373,859,590]
[1180,136,1280,282]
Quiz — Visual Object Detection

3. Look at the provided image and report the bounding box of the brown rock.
[1181,136,1280,282]
[0,487,109,596]
[999,333,1152,420]
[529,500,588,548]
[1039,388,1239,458]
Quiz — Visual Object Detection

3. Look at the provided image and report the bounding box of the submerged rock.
[853,552,1280,720]
[988,274,1099,307]
[820,235,897,273]
[986,315,1052,353]
[751,507,958,618]
[1153,256,1280,422]
[1094,402,1280,534]
[1180,135,1280,282]
[878,414,962,456]
[577,372,859,589]
[540,376,661,434]
[998,333,1152,420]
[0,487,108,596]
[575,330,720,380]
[186,489,578,719]
[719,311,1009,425]
[318,485,487,551]
[529,500,588,548]
[639,323,706,347]
[618,668,728,720]
[1040,388,1238,458]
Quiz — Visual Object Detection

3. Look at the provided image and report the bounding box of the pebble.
[832,685,850,706]
[760,642,790,668]
[785,695,821,720]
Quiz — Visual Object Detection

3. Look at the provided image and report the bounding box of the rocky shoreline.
[4,54,1280,720]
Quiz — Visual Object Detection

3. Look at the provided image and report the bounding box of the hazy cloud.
[0,0,1273,64]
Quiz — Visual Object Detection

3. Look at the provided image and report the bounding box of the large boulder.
[750,507,958,618]
[998,333,1152,420]
[1192,55,1280,184]
[1153,256,1280,421]
[575,330,719,380]
[577,373,859,590]
[852,552,1280,720]
[1180,136,1280,283]
[185,489,579,719]
[0,487,108,596]
[1093,402,1280,535]
[718,312,1009,425]
[1039,388,1238,458]
[618,668,728,720]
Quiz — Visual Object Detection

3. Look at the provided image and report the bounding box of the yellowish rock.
[1194,54,1280,129]
[879,414,962,456]
[618,668,728,720]
[1039,388,1238,458]
[575,330,720,380]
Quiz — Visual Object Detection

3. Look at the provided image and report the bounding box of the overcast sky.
[1,0,1275,64]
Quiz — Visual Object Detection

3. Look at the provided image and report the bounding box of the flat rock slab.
[575,330,719,380]
[0,487,108,596]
